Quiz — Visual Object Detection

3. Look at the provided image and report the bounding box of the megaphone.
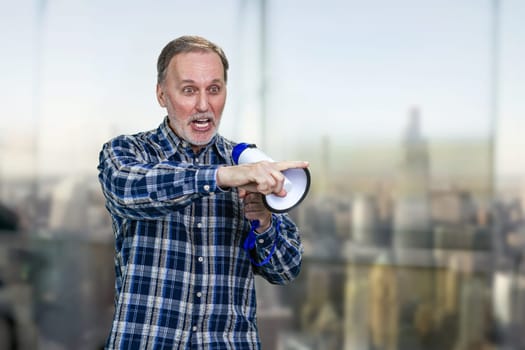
[232,143,311,213]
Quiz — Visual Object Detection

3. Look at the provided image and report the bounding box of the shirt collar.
[158,116,229,161]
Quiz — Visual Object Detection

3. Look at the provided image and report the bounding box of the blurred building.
[393,107,432,250]
[0,204,38,350]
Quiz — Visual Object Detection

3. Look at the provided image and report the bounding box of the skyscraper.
[393,107,432,250]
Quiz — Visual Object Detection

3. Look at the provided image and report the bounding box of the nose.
[196,92,209,112]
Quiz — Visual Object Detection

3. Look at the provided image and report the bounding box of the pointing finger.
[273,160,309,172]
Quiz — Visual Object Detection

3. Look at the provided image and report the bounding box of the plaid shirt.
[97,117,303,349]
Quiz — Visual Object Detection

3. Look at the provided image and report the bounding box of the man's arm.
[238,192,303,284]
[97,136,221,220]
[216,160,309,197]
[249,213,304,284]
[98,134,309,222]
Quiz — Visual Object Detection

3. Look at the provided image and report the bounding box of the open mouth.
[191,117,213,131]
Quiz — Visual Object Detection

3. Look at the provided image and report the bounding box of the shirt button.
[258,239,265,244]
[195,158,199,163]
[198,256,204,262]
[192,326,197,332]
[196,292,202,298]
[203,184,210,192]
[197,222,202,228]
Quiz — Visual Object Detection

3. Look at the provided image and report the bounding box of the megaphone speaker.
[232,143,311,213]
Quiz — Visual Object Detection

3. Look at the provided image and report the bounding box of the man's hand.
[216,160,309,197]
[239,191,272,233]
[217,160,308,233]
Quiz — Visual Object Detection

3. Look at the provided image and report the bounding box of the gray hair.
[157,35,229,84]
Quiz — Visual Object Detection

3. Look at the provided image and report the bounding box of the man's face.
[156,50,227,153]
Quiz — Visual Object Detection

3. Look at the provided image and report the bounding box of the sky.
[0,0,523,180]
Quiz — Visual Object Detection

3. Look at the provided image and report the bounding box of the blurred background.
[1,0,524,349]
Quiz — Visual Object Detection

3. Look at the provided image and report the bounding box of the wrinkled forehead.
[167,51,226,83]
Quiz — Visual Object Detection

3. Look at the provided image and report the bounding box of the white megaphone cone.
[232,143,311,213]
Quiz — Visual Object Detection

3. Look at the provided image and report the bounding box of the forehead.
[167,50,224,82]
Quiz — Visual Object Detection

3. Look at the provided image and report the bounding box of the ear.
[156,84,166,107]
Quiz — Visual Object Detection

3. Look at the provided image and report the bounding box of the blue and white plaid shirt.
[97,117,303,349]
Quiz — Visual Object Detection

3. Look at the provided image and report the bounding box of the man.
[98,35,309,349]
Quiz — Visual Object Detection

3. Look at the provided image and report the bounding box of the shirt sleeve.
[251,213,304,285]
[97,135,222,220]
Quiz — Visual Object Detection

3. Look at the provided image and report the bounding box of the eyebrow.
[180,78,224,84]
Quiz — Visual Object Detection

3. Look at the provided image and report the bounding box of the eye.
[208,85,221,95]
[182,86,195,95]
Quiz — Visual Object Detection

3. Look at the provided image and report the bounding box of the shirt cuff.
[194,166,224,195]
[254,216,279,250]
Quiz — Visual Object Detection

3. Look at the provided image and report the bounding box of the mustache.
[188,113,215,123]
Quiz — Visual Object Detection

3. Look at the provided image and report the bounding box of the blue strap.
[243,215,280,267]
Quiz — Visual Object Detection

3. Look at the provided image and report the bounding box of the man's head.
[156,36,229,153]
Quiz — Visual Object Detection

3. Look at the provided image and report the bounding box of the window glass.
[0,1,524,349]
